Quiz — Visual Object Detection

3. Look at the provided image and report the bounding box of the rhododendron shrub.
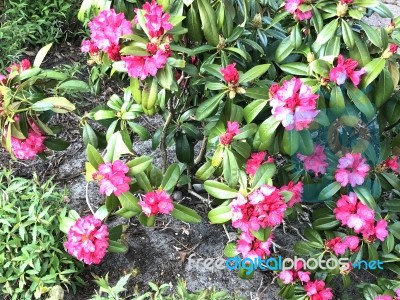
[76,0,400,299]
[0,44,85,159]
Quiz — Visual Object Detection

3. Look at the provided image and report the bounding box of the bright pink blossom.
[245,152,274,176]
[325,236,359,256]
[81,39,99,54]
[236,231,273,259]
[65,215,109,265]
[93,160,131,196]
[382,156,399,173]
[0,74,6,84]
[304,280,333,300]
[335,153,370,187]
[285,0,313,20]
[135,1,173,38]
[278,261,310,284]
[343,236,360,252]
[340,0,353,3]
[219,121,240,146]
[231,185,287,232]
[7,59,31,73]
[297,145,329,176]
[139,189,174,217]
[374,296,392,300]
[375,219,389,242]
[122,48,170,80]
[280,181,303,207]
[221,63,239,85]
[329,55,366,86]
[11,123,46,160]
[389,44,399,53]
[269,77,319,131]
[88,9,132,52]
[395,289,400,299]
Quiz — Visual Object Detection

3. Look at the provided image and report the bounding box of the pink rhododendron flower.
[81,39,99,54]
[236,231,273,259]
[374,219,389,242]
[382,156,399,173]
[11,123,46,160]
[374,296,392,300]
[382,44,398,58]
[219,121,240,146]
[7,59,31,73]
[280,181,303,207]
[65,215,109,265]
[0,74,6,84]
[278,261,310,284]
[88,9,132,52]
[245,152,274,176]
[269,83,280,98]
[93,160,131,196]
[139,189,174,217]
[395,289,400,299]
[329,55,366,86]
[269,77,319,131]
[221,63,239,85]
[297,145,329,176]
[343,236,360,252]
[340,0,353,3]
[335,153,370,187]
[285,0,312,20]
[304,280,333,300]
[123,48,170,80]
[325,236,359,256]
[231,185,287,232]
[135,0,173,38]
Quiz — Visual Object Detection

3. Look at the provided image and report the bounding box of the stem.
[85,182,95,215]
[194,135,208,165]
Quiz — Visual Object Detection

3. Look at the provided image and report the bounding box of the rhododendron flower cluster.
[93,160,131,196]
[135,0,173,38]
[245,152,274,176]
[325,236,359,255]
[231,185,287,232]
[219,121,240,146]
[280,181,304,207]
[382,156,399,173]
[278,261,311,284]
[139,189,174,217]
[285,0,313,20]
[297,145,328,176]
[269,77,319,131]
[221,63,239,85]
[236,230,274,259]
[374,296,392,300]
[11,123,46,160]
[86,9,132,61]
[304,280,333,300]
[122,1,173,79]
[329,55,366,86]
[335,153,370,187]
[334,192,388,241]
[7,59,31,74]
[65,215,109,265]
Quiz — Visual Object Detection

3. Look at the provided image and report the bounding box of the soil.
[1,3,400,299]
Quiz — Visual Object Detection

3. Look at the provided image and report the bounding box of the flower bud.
[337,3,349,17]
[252,13,262,29]
[307,52,315,63]
[236,87,246,94]
[386,20,395,34]
[229,90,236,99]
[382,43,398,59]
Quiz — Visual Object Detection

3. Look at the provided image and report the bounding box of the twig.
[187,189,211,207]
[222,224,232,242]
[85,182,95,214]
[194,135,208,165]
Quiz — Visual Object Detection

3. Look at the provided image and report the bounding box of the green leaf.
[381,172,400,190]
[108,240,128,253]
[243,99,268,123]
[127,156,152,176]
[161,163,180,192]
[383,233,395,253]
[353,186,376,210]
[275,37,294,63]
[197,0,219,46]
[223,149,239,188]
[195,161,216,181]
[44,138,70,151]
[234,123,257,140]
[253,116,281,151]
[341,19,354,48]
[224,242,238,257]
[304,228,324,245]
[31,97,75,113]
[171,203,202,224]
[208,204,232,224]
[360,21,382,48]
[375,68,394,108]
[195,92,225,120]
[279,62,309,76]
[86,144,104,169]
[251,163,276,190]
[104,132,132,162]
[239,64,270,84]
[360,58,386,88]
[251,227,271,242]
[116,192,142,218]
[83,123,98,148]
[33,43,53,67]
[312,215,341,230]
[58,80,90,93]
[346,83,375,121]
[282,130,300,156]
[330,85,345,116]
[138,213,156,227]
[318,182,341,201]
[315,18,339,46]
[204,180,238,199]
[175,133,193,164]
[349,34,371,67]
[298,130,314,155]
